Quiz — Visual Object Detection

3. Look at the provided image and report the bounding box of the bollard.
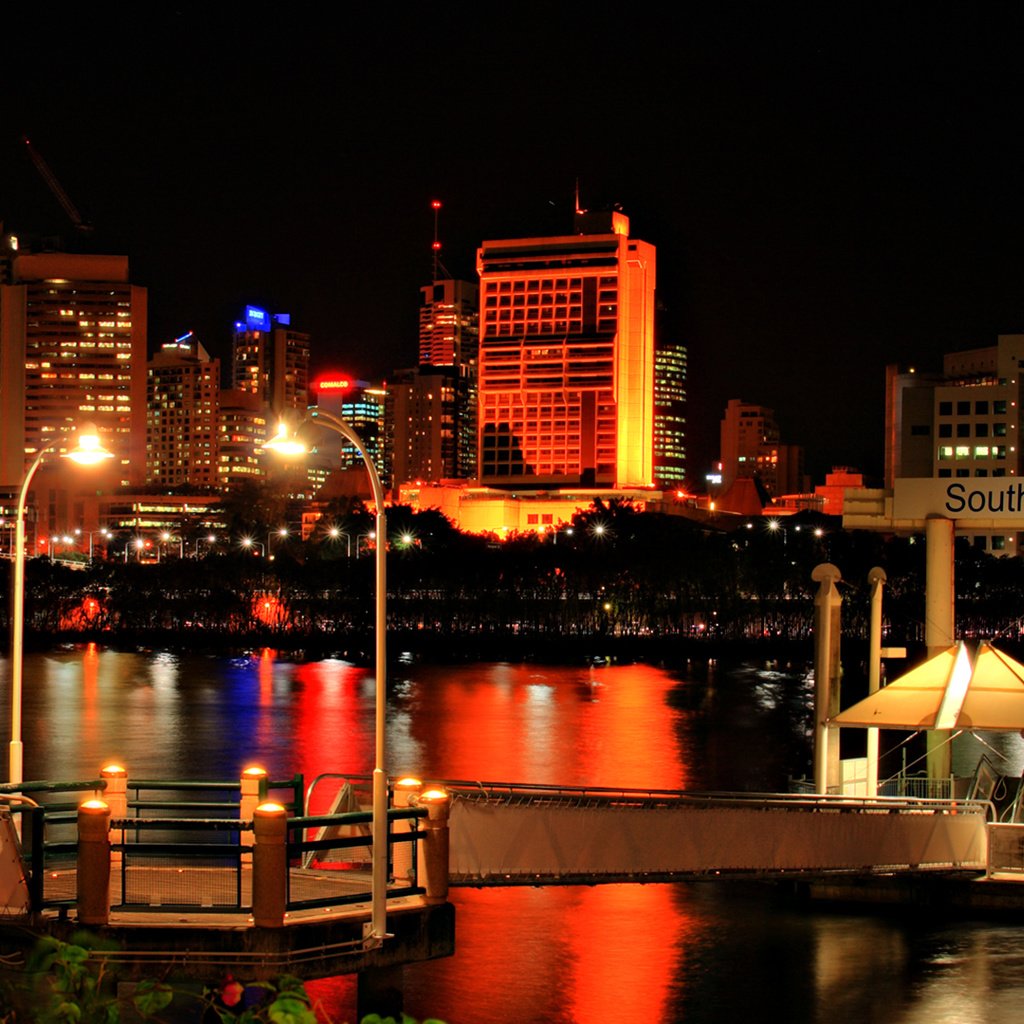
[77,800,111,926]
[101,764,127,867]
[240,766,268,861]
[392,777,422,884]
[416,788,450,905]
[252,802,287,928]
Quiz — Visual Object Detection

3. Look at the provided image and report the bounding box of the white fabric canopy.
[831,641,1024,731]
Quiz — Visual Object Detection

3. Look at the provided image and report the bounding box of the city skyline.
[8,10,1024,480]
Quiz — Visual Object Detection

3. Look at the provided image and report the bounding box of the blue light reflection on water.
[2,649,1024,1022]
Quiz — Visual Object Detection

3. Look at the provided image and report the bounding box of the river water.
[4,645,1024,1023]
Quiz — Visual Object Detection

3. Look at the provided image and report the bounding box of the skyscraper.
[0,252,147,492]
[476,210,656,488]
[231,305,310,423]
[146,333,220,489]
[418,279,479,368]
[653,340,687,488]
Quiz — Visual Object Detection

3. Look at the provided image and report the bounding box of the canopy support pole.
[925,516,955,782]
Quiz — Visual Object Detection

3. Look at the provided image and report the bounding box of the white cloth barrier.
[449,799,988,881]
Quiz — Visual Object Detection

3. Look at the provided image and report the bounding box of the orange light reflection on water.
[400,662,692,789]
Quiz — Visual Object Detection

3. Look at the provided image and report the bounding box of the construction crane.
[22,136,93,234]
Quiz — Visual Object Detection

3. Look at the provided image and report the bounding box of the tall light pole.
[10,424,113,785]
[266,410,389,942]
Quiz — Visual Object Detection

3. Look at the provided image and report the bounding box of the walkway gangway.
[432,780,994,885]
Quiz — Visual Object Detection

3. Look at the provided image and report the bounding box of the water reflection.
[2,649,1022,1023]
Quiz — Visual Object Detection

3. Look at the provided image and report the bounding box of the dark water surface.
[3,646,1023,1023]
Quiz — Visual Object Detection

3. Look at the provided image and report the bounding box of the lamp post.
[240,536,265,557]
[326,525,352,558]
[268,526,288,558]
[9,424,113,785]
[266,410,388,942]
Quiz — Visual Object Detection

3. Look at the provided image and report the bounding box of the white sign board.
[894,478,1024,520]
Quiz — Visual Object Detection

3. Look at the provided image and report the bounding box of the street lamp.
[9,423,113,785]
[326,525,352,558]
[265,411,389,942]
[268,526,289,558]
[240,536,265,557]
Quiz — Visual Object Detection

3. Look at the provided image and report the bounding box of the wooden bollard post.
[101,764,127,866]
[416,788,450,904]
[392,777,421,884]
[77,799,111,926]
[252,802,287,928]
[240,766,267,863]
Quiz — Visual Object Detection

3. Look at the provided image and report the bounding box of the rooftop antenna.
[574,178,585,215]
[430,199,451,280]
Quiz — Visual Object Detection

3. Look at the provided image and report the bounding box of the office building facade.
[476,211,656,488]
[886,335,1024,553]
[653,340,687,488]
[0,253,147,495]
[232,305,310,422]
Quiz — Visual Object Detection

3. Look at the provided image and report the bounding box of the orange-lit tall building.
[476,210,656,488]
[0,252,147,493]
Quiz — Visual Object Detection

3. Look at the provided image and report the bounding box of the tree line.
[3,499,1023,653]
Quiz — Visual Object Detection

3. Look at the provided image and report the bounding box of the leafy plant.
[4,936,446,1024]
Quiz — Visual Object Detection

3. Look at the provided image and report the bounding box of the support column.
[77,799,110,926]
[392,777,421,885]
[252,802,287,928]
[357,965,404,1020]
[101,764,127,867]
[812,564,842,794]
[866,569,886,796]
[925,516,956,782]
[416,788,451,904]
[240,766,267,863]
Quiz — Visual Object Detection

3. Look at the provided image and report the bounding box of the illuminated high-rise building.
[476,210,656,488]
[231,305,310,422]
[0,253,147,495]
[146,333,220,489]
[719,398,804,499]
[387,365,461,490]
[312,375,388,483]
[419,279,478,367]
[653,340,687,488]
[217,389,268,490]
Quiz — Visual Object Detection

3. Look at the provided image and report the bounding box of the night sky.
[7,8,1024,483]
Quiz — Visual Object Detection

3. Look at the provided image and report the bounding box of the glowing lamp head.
[264,422,308,458]
[243,765,267,778]
[63,423,114,466]
[101,763,126,776]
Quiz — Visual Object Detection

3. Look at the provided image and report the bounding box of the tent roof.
[830,642,1024,731]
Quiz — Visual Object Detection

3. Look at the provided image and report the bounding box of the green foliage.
[360,1016,446,1024]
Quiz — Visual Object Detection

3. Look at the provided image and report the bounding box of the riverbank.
[25,629,825,667]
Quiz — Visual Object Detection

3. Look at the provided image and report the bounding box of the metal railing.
[0,778,107,909]
[285,806,427,912]
[111,816,250,912]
